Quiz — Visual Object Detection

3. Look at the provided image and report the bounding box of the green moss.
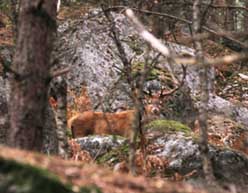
[145,119,192,134]
[79,185,102,193]
[131,61,160,81]
[66,128,73,138]
[0,158,72,193]
[0,158,102,193]
[97,143,129,165]
[127,39,143,55]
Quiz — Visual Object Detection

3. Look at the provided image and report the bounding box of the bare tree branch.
[50,67,71,78]
[117,6,248,51]
[125,9,248,67]
[125,9,171,57]
[125,9,178,83]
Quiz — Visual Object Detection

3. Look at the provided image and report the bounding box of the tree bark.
[0,78,9,145]
[8,0,57,151]
[225,0,235,31]
[49,76,69,158]
[193,0,215,183]
[10,0,18,38]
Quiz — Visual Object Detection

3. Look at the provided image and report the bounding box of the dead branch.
[102,6,143,175]
[174,52,248,66]
[50,67,71,78]
[125,9,248,67]
[125,9,171,57]
[120,6,248,51]
[125,9,178,83]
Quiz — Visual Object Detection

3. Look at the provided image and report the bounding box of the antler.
[159,64,187,97]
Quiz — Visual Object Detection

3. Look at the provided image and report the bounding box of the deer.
[68,100,161,138]
[68,65,186,139]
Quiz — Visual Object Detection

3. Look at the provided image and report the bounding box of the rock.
[0,46,12,145]
[74,135,127,158]
[0,77,9,144]
[144,119,248,187]
[0,157,74,193]
[208,95,248,127]
[0,51,10,145]
[55,8,248,130]
[149,133,248,183]
[77,131,248,188]
[55,10,135,110]
[159,86,199,127]
[2,8,247,129]
[205,114,248,155]
[0,145,211,193]
[55,9,248,188]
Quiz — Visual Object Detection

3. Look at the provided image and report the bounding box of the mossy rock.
[145,119,192,134]
[97,143,129,165]
[131,61,160,81]
[0,158,101,193]
[79,186,102,193]
[127,38,143,55]
[66,128,73,138]
[0,157,72,193]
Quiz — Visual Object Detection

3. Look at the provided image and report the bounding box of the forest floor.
[0,2,247,193]
[0,145,224,193]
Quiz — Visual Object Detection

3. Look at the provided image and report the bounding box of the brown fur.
[68,105,160,138]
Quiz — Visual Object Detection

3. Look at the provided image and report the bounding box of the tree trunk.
[225,0,235,31]
[193,0,215,183]
[8,0,57,151]
[0,78,9,145]
[49,76,69,158]
[10,0,18,38]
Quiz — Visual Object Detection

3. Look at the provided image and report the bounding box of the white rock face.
[75,133,248,187]
[55,9,248,126]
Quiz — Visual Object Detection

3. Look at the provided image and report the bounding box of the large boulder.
[55,8,248,129]
[75,129,248,189]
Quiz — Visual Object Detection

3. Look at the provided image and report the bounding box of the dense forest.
[0,0,248,193]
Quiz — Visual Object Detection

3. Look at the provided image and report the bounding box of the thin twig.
[109,6,248,51]
[125,9,248,66]
[50,67,71,78]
